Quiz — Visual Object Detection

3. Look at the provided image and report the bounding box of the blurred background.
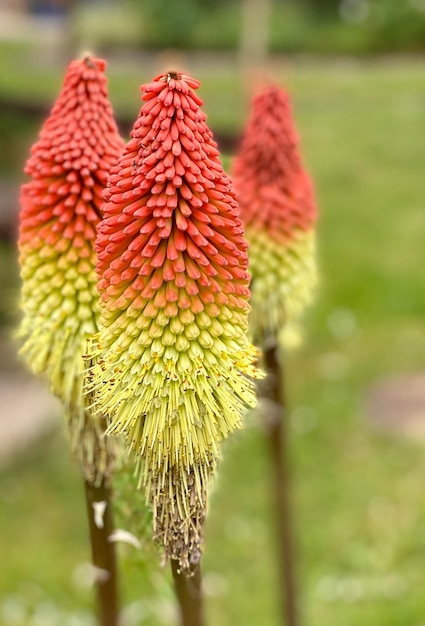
[1,1,425,625]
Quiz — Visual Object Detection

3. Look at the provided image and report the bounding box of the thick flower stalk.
[18,57,124,479]
[87,71,261,571]
[232,85,318,347]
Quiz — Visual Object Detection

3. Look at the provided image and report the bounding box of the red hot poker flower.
[87,72,262,571]
[18,57,124,478]
[232,84,318,346]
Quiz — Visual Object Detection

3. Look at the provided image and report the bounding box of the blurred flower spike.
[18,56,124,479]
[232,85,318,347]
[86,71,262,572]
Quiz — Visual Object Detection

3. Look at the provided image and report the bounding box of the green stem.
[84,479,120,626]
[171,559,204,626]
[263,342,298,626]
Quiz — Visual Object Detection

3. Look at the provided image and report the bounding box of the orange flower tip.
[81,54,106,72]
[141,72,202,102]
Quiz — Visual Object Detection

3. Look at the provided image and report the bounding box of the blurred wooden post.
[239,0,273,75]
[63,0,80,60]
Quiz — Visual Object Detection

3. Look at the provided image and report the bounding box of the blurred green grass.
[1,50,425,625]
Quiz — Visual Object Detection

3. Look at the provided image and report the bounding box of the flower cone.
[18,56,124,481]
[232,84,318,348]
[86,71,262,571]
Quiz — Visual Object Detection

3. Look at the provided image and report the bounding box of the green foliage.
[90,0,425,53]
[113,462,153,544]
[0,113,42,176]
[3,3,425,57]
[129,0,240,50]
[369,0,425,51]
[140,0,205,48]
[75,2,144,50]
[0,243,20,326]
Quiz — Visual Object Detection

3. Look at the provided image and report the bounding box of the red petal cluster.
[96,72,250,317]
[232,85,317,241]
[19,57,124,253]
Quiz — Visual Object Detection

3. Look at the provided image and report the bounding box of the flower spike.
[18,56,124,480]
[87,71,262,571]
[232,84,318,347]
